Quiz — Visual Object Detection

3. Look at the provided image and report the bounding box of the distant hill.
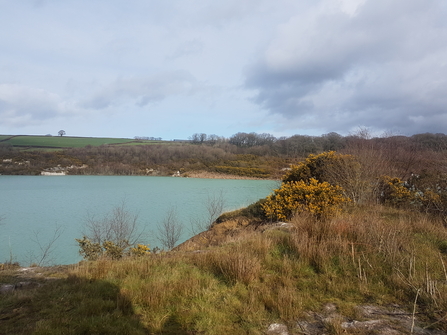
[0,135,163,149]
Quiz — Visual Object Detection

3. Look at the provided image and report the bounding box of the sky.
[1,0,447,140]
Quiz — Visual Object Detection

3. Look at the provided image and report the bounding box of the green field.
[0,135,13,141]
[0,135,162,149]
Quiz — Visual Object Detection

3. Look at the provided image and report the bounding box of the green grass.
[0,135,13,141]
[0,135,159,149]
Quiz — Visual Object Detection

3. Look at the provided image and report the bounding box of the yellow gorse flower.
[130,244,151,256]
[262,178,350,221]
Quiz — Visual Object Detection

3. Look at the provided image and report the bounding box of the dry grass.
[1,205,447,334]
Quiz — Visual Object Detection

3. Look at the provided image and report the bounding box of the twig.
[423,312,447,330]
[371,311,427,316]
[411,289,420,334]
[439,252,447,282]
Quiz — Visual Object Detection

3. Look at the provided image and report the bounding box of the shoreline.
[184,171,275,180]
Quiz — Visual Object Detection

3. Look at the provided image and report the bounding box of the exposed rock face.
[292,304,447,335]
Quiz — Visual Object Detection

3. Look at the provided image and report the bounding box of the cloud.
[0,84,76,127]
[245,0,447,135]
[186,0,266,27]
[166,40,204,60]
[82,71,202,110]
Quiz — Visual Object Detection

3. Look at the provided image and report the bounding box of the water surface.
[0,176,276,265]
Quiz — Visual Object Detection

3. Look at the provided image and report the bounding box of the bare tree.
[190,190,226,234]
[83,200,144,249]
[29,224,64,266]
[156,207,183,250]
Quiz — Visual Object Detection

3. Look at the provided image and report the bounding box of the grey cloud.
[0,84,71,127]
[245,0,447,135]
[82,71,200,110]
[182,0,269,28]
[32,0,47,8]
[167,40,204,60]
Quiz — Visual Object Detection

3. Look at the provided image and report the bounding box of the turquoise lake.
[0,176,277,265]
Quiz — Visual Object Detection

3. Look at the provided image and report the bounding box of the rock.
[0,284,15,294]
[323,303,337,314]
[294,304,447,335]
[296,320,325,334]
[267,323,289,335]
[0,281,41,294]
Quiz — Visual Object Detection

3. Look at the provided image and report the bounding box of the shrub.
[378,172,447,223]
[378,176,415,208]
[408,172,447,222]
[103,240,126,260]
[130,244,151,257]
[262,178,349,221]
[76,237,150,260]
[75,236,103,261]
[80,201,145,256]
[282,151,364,203]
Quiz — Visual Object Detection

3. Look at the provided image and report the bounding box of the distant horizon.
[2,130,447,143]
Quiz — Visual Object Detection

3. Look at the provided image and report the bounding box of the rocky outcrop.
[268,303,447,335]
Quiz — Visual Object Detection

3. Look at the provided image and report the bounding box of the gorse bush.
[283,151,365,203]
[378,172,447,224]
[75,237,150,260]
[103,240,126,260]
[75,236,103,261]
[260,152,352,222]
[76,202,150,260]
[130,244,151,257]
[378,176,415,208]
[262,178,349,221]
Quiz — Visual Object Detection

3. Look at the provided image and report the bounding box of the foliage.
[76,237,150,260]
[212,165,269,178]
[238,198,269,220]
[378,176,416,208]
[3,132,447,182]
[75,236,103,261]
[259,152,354,222]
[76,202,146,260]
[228,132,276,147]
[130,244,151,257]
[103,240,126,260]
[379,172,447,222]
[282,151,364,202]
[262,178,349,221]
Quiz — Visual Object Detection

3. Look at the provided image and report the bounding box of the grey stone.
[267,323,289,335]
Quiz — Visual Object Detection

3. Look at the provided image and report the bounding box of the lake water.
[0,176,277,265]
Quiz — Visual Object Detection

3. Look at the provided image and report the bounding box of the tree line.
[1,131,447,178]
